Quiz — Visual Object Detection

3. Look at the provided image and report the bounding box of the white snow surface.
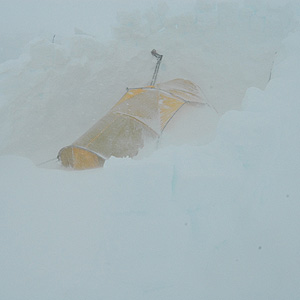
[1,1,300,299]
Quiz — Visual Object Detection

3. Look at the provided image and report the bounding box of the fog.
[0,0,295,62]
[0,0,197,62]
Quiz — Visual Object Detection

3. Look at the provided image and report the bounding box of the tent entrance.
[58,146,105,170]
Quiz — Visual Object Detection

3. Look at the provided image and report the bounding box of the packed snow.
[1,1,300,299]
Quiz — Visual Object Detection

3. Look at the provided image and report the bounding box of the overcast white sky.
[0,0,294,37]
[0,0,295,62]
[0,0,198,39]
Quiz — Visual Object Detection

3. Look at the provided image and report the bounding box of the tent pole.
[150,49,163,86]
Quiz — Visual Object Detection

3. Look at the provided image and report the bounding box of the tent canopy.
[57,78,207,170]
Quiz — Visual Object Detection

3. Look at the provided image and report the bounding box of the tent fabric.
[58,146,105,169]
[58,78,206,170]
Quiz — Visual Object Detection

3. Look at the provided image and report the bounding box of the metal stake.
[150,49,163,86]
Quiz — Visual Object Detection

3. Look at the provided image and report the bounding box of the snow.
[1,1,300,299]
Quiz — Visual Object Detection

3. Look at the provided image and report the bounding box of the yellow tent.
[57,51,208,169]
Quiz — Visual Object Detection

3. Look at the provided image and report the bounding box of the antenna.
[150,49,163,86]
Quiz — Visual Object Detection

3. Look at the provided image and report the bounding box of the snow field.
[1,1,300,299]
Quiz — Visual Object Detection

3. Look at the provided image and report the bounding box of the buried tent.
[57,50,213,170]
